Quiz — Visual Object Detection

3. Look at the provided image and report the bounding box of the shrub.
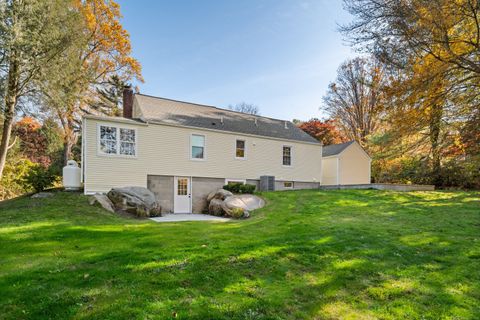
[230,207,245,219]
[0,158,36,200]
[239,183,256,194]
[22,164,59,193]
[223,183,242,193]
[223,183,256,194]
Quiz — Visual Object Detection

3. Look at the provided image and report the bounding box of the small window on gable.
[191,134,205,159]
[235,139,245,159]
[284,181,293,189]
[283,146,291,166]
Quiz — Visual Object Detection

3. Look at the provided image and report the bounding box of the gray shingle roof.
[322,141,355,157]
[135,94,320,144]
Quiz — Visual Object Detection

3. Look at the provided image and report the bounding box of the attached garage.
[321,141,371,185]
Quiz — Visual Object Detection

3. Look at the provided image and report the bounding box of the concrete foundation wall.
[294,181,321,190]
[148,174,326,214]
[192,177,225,213]
[147,175,174,213]
[319,183,435,191]
[273,180,320,191]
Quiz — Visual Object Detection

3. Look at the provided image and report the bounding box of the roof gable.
[134,94,320,144]
[322,141,355,157]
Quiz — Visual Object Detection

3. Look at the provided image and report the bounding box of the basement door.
[174,176,191,213]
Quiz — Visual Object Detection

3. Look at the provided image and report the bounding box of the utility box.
[63,160,81,191]
[259,176,275,191]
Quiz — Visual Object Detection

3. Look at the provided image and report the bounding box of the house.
[81,87,323,213]
[321,140,371,185]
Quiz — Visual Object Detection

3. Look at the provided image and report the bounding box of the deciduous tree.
[228,102,260,115]
[322,57,385,144]
[297,118,346,145]
[0,0,78,180]
[42,0,143,164]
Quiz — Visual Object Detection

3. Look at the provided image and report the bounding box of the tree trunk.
[429,104,443,186]
[62,140,74,166]
[0,57,20,180]
[62,117,78,165]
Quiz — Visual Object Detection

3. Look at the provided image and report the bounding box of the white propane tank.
[63,160,81,191]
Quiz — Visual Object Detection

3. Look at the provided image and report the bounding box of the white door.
[174,176,191,213]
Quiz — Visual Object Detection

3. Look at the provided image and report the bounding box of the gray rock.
[221,194,265,218]
[208,198,224,216]
[223,194,265,211]
[89,194,115,213]
[207,189,233,202]
[31,192,54,199]
[107,187,161,217]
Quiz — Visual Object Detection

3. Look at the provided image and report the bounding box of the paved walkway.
[150,213,230,223]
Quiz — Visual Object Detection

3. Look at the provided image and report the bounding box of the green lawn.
[0,190,479,319]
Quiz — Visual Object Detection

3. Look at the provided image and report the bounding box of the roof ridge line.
[135,92,297,124]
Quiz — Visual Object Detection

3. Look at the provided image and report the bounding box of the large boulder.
[221,194,265,218]
[207,189,233,202]
[89,194,115,213]
[107,187,161,217]
[208,198,224,216]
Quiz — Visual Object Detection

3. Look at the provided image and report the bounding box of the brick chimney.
[123,85,133,119]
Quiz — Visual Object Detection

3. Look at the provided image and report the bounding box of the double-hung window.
[191,134,205,160]
[235,139,246,159]
[99,125,136,156]
[120,128,136,156]
[283,146,291,166]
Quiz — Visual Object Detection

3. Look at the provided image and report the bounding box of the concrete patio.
[150,213,230,222]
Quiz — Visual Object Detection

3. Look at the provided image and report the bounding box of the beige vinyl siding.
[321,157,338,185]
[338,143,371,185]
[83,117,322,193]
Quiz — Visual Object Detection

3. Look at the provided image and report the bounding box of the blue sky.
[118,0,355,121]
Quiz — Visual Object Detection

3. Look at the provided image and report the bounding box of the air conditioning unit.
[259,176,275,191]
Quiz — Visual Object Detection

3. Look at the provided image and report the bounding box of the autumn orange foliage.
[74,0,143,83]
[298,119,347,145]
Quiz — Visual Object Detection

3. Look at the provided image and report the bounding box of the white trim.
[336,157,340,185]
[82,118,87,193]
[96,123,138,159]
[225,178,246,185]
[368,158,372,184]
[83,114,148,126]
[173,176,192,213]
[282,145,293,167]
[283,181,294,189]
[190,133,206,161]
[81,118,85,183]
[319,145,323,185]
[234,138,247,160]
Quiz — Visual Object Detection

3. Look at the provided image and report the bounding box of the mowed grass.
[0,190,479,319]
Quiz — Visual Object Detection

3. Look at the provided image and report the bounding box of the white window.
[99,125,117,154]
[191,134,205,160]
[120,128,136,155]
[225,179,246,185]
[283,146,292,166]
[235,139,246,159]
[99,125,136,157]
[284,181,293,189]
